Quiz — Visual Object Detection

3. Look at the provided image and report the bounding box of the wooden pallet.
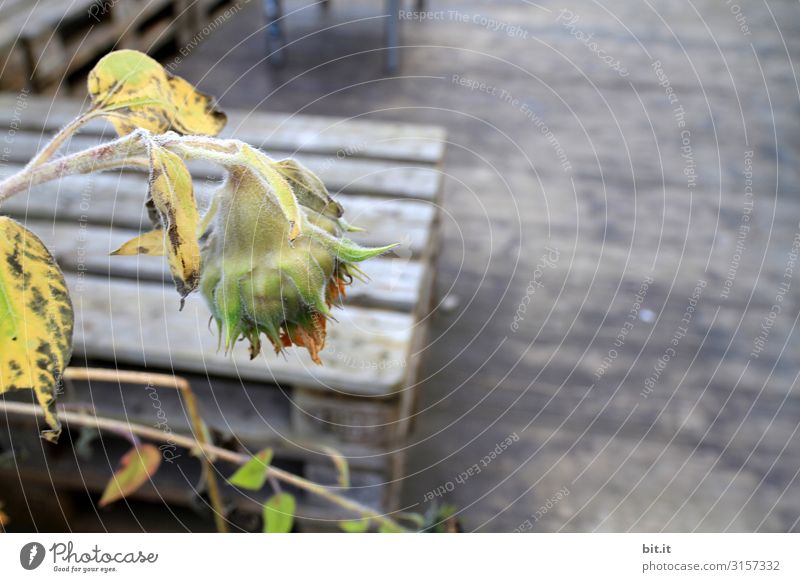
[0,95,445,531]
[0,0,240,93]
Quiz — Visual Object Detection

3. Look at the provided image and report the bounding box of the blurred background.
[1,0,799,532]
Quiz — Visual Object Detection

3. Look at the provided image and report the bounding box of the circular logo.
[19,542,46,570]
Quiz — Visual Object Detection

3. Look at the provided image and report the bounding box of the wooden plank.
[0,132,441,199]
[17,218,424,312]
[0,94,447,163]
[0,166,437,255]
[291,388,402,446]
[50,370,395,470]
[66,274,416,396]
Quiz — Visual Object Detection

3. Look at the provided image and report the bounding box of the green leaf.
[378,521,404,533]
[99,444,162,507]
[0,217,74,442]
[397,512,426,528]
[228,448,273,490]
[263,493,295,533]
[339,518,370,533]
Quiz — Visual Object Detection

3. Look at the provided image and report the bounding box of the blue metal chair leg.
[385,0,400,73]
[264,0,286,68]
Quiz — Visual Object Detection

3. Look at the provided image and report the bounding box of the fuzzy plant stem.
[0,130,148,204]
[26,108,103,169]
[0,399,409,533]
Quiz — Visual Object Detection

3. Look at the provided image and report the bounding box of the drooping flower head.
[200,158,393,364]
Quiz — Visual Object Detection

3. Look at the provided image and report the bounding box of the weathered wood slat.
[67,274,415,396]
[0,95,447,163]
[0,168,436,255]
[19,218,424,312]
[0,132,441,199]
[41,372,392,470]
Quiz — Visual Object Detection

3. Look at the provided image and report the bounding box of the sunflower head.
[200,160,394,363]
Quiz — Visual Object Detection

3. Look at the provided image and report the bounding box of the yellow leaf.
[147,144,201,298]
[87,50,226,137]
[0,217,73,443]
[99,444,162,507]
[111,229,166,256]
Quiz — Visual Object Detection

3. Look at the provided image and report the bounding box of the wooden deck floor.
[162,0,800,531]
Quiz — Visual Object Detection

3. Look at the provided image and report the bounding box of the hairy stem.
[0,131,148,204]
[27,109,103,169]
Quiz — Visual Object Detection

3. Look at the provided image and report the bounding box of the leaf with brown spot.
[0,217,73,443]
[147,143,201,298]
[87,50,226,137]
[110,229,166,257]
[99,444,162,507]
